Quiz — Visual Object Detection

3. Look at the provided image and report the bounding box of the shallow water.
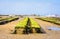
[47,26,60,31]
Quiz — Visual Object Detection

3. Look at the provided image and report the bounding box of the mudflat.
[0,18,60,39]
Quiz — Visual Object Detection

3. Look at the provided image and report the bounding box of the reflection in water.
[47,26,60,31]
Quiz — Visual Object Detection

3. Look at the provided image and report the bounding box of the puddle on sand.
[47,26,60,31]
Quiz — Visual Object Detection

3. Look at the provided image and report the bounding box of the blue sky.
[0,0,60,16]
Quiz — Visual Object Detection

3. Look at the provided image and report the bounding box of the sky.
[0,0,60,16]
